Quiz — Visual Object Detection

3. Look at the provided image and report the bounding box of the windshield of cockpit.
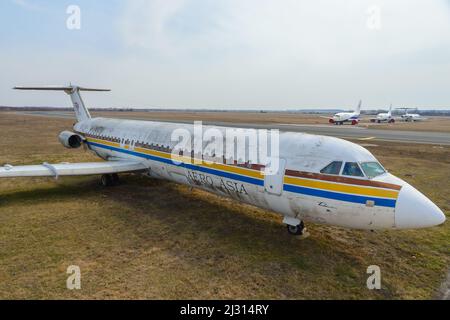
[320,161,386,179]
[360,162,386,178]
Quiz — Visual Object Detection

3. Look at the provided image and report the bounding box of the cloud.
[11,0,42,11]
[3,1,450,109]
[118,0,450,66]
[119,0,188,53]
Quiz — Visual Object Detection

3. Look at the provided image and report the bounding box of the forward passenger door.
[264,158,286,196]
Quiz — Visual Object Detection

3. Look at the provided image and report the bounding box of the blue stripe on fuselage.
[87,141,396,208]
[87,141,264,186]
[283,184,396,208]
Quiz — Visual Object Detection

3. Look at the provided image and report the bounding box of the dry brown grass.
[0,113,449,299]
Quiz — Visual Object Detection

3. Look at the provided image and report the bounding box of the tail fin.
[388,104,393,116]
[14,85,110,122]
[355,100,362,115]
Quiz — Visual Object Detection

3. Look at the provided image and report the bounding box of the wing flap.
[0,161,147,178]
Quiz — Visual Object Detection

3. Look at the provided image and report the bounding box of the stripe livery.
[86,137,400,208]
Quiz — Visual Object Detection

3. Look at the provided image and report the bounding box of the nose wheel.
[287,221,305,236]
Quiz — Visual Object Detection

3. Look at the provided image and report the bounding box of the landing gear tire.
[111,173,120,185]
[101,174,115,187]
[287,221,305,236]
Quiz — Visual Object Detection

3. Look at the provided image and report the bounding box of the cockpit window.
[342,162,364,177]
[320,161,343,175]
[360,162,386,179]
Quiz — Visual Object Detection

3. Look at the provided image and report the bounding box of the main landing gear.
[329,119,343,125]
[101,174,120,187]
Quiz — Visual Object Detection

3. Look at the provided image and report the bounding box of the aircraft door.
[264,158,286,196]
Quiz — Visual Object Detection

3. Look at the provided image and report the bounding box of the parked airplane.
[399,108,426,122]
[0,86,445,235]
[371,105,395,123]
[327,101,362,125]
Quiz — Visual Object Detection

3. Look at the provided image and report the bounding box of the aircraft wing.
[0,161,147,179]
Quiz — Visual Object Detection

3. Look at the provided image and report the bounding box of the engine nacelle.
[58,131,84,149]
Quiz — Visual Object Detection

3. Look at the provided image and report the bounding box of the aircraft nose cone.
[395,184,446,229]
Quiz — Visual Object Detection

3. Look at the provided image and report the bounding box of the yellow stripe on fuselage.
[87,137,399,199]
[88,137,118,149]
[87,137,264,179]
[284,176,399,199]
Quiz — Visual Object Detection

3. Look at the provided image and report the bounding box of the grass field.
[0,113,449,299]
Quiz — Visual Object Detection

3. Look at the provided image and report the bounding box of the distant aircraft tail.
[355,100,362,115]
[388,104,393,117]
[14,85,110,122]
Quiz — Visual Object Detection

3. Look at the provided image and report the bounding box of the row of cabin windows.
[87,133,260,168]
[88,131,385,178]
[87,133,172,152]
[320,161,386,179]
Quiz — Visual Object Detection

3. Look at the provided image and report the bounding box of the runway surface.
[14,111,450,145]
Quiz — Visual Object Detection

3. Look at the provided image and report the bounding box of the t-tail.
[14,85,110,122]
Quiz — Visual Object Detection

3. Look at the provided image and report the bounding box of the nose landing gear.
[287,221,305,236]
[283,217,308,237]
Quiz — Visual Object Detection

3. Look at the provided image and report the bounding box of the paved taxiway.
[14,111,450,145]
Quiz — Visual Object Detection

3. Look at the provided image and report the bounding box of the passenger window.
[342,162,364,177]
[320,161,343,175]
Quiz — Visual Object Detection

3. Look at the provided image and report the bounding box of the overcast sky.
[1,0,450,110]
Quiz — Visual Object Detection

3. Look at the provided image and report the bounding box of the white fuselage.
[73,118,445,231]
[376,112,393,122]
[332,112,359,123]
[377,113,389,120]
[401,114,423,122]
[330,109,361,125]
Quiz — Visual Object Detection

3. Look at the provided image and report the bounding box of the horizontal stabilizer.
[14,86,110,92]
[14,84,111,122]
[0,161,147,179]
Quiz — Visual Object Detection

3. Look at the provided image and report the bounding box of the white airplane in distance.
[399,108,426,122]
[372,105,395,123]
[328,101,362,125]
[0,85,446,236]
